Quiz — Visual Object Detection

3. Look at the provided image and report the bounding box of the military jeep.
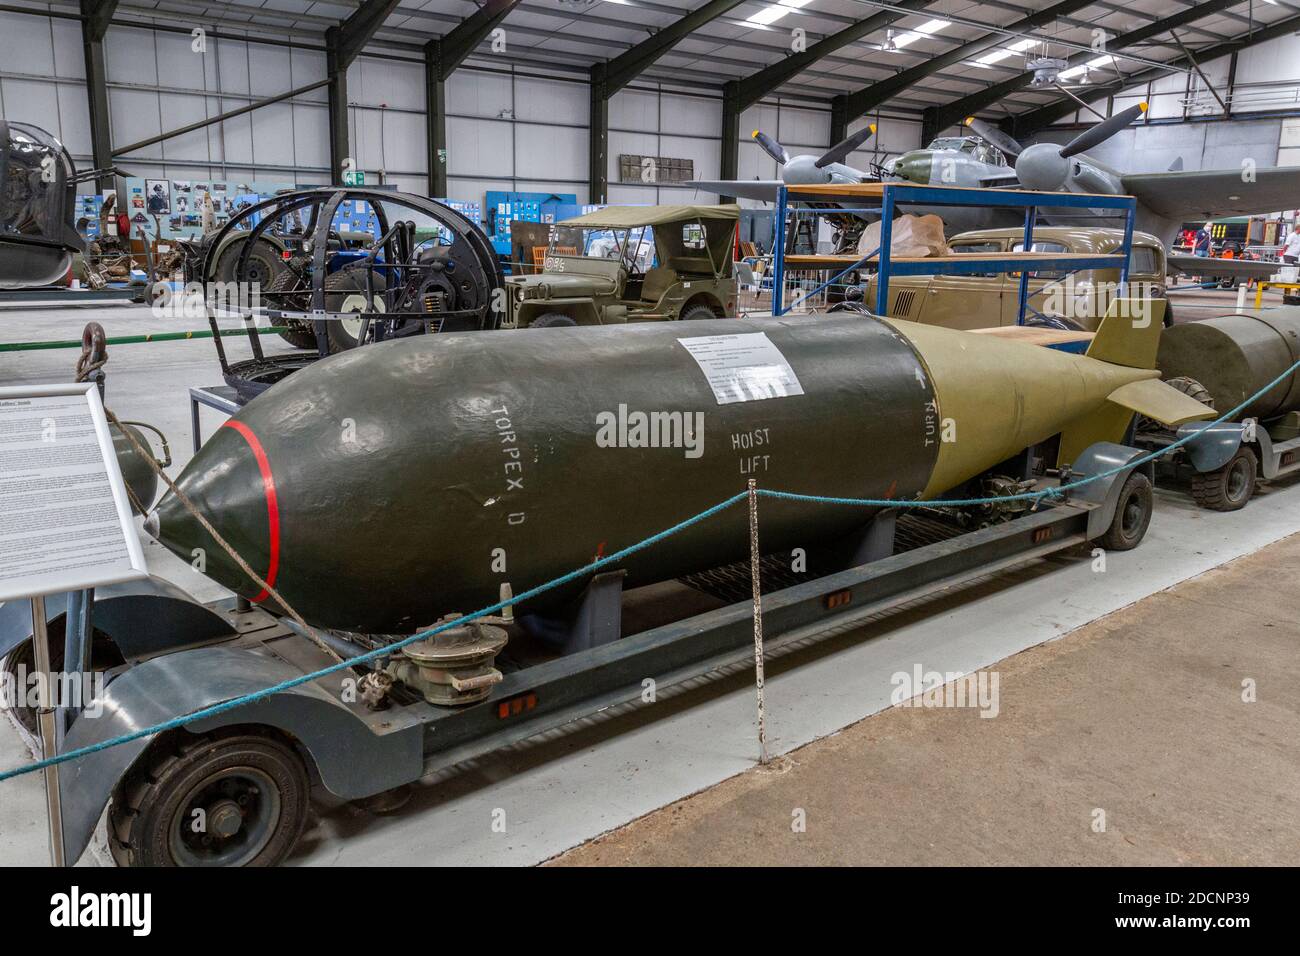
[504,204,738,327]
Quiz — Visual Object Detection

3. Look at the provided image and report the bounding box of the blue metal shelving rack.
[770,181,1138,321]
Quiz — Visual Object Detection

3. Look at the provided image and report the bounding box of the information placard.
[0,383,148,602]
[677,332,806,405]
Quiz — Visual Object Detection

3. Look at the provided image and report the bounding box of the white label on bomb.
[677,333,805,405]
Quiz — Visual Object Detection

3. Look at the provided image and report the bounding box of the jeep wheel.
[679,304,718,322]
[529,313,577,328]
[1098,470,1153,551]
[110,729,310,867]
[1191,446,1258,512]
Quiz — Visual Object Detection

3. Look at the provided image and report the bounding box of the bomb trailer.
[0,304,1234,868]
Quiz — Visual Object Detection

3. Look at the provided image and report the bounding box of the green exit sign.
[343,170,366,186]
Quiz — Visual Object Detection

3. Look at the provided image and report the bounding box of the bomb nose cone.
[149,421,280,604]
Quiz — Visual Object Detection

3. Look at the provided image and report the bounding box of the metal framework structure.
[29,0,1300,203]
[426,0,522,198]
[1011,8,1300,135]
[78,0,119,189]
[922,0,1252,142]
[588,0,750,203]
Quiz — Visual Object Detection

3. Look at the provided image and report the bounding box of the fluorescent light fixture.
[1060,55,1111,80]
[973,37,1036,68]
[892,18,949,49]
[745,0,813,27]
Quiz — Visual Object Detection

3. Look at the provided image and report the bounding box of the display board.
[0,384,148,602]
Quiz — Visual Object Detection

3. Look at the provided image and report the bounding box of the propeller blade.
[752,130,789,165]
[963,116,1024,158]
[816,123,876,168]
[1059,102,1146,158]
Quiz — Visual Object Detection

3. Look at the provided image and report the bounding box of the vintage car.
[503,203,738,327]
[864,226,1170,330]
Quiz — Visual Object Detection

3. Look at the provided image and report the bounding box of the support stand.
[557,570,626,656]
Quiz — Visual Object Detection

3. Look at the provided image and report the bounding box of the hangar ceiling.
[28,0,1300,123]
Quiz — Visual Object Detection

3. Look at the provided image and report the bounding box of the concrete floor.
[1,299,1298,866]
[552,531,1300,866]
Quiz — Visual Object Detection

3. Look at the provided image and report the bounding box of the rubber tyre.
[1,628,124,734]
[262,270,318,350]
[529,312,577,328]
[215,238,282,289]
[1191,446,1258,512]
[109,729,309,868]
[324,270,387,353]
[1098,470,1153,551]
[679,303,719,322]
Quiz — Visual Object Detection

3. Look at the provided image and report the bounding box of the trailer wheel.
[1191,446,1258,512]
[1098,470,1153,551]
[110,729,310,867]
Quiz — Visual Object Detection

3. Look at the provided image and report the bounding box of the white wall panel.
[155,31,211,91]
[350,57,424,112]
[516,76,586,124]
[610,89,659,130]
[4,14,58,75]
[248,101,297,166]
[446,71,513,119]
[106,27,158,85]
[1233,34,1300,86]
[661,94,720,137]
[52,18,86,80]
[158,93,216,162]
[215,39,252,97]
[56,84,93,157]
[109,87,163,151]
[516,123,585,179]
[247,42,293,97]
[293,105,330,171]
[447,116,514,177]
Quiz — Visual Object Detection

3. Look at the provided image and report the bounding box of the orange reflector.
[826,589,852,609]
[497,692,539,719]
[1033,527,1053,544]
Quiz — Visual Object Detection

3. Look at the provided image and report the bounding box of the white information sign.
[678,332,806,405]
[0,383,148,602]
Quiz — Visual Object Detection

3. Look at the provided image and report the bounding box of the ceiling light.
[974,37,1036,68]
[892,18,949,50]
[744,0,813,27]
[1060,55,1111,80]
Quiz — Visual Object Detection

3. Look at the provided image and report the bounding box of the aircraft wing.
[1121,166,1300,221]
[684,180,783,203]
[1167,253,1286,280]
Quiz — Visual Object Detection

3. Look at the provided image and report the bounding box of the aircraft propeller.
[963,117,1024,158]
[965,103,1147,191]
[752,130,789,165]
[749,123,877,170]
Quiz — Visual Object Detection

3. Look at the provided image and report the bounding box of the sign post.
[0,382,149,865]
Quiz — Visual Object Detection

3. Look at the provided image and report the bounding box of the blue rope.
[2,353,1298,784]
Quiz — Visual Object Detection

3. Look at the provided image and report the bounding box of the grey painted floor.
[1,299,1297,866]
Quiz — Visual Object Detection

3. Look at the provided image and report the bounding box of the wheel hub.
[207,798,244,838]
